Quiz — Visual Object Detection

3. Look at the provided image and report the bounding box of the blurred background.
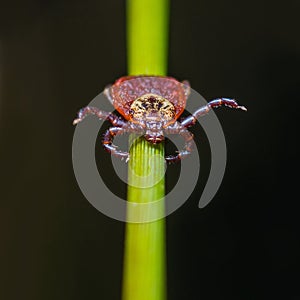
[0,0,299,299]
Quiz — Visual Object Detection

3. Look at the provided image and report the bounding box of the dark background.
[0,0,299,299]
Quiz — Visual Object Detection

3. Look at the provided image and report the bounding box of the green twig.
[122,0,169,300]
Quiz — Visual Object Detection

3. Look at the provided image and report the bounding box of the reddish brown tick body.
[73,76,246,163]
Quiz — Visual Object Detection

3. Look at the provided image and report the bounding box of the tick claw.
[238,106,247,111]
[73,118,82,125]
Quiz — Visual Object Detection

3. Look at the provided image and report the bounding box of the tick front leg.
[165,125,194,163]
[181,98,247,128]
[102,127,129,161]
[102,123,145,162]
[73,106,126,127]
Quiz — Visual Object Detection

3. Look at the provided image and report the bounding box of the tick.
[73,76,247,163]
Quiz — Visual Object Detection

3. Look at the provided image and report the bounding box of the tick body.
[73,76,246,163]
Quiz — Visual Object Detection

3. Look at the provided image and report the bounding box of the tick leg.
[164,125,194,163]
[181,98,247,128]
[102,124,145,161]
[102,127,129,161]
[73,106,126,127]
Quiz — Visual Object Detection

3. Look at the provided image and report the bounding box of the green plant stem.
[127,0,169,76]
[122,0,169,300]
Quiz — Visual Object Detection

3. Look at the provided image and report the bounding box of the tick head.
[144,132,165,144]
[144,120,165,144]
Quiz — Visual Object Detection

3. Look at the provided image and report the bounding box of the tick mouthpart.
[144,134,165,144]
